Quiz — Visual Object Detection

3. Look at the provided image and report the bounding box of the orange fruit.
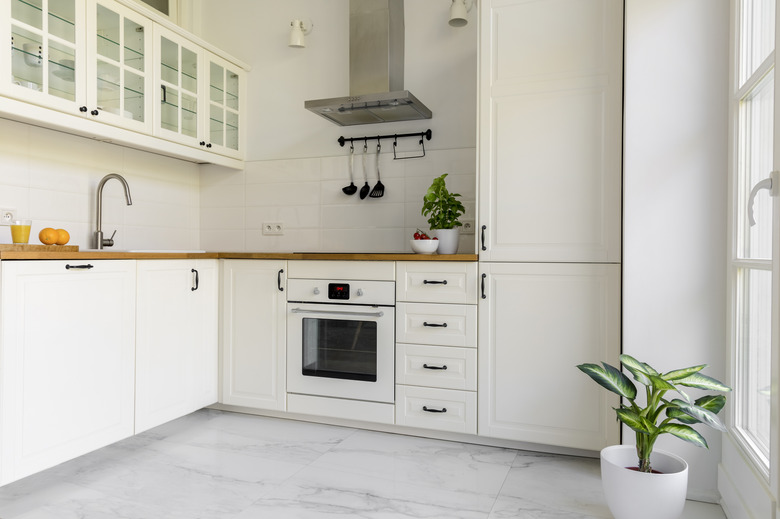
[55,229,69,245]
[38,228,58,245]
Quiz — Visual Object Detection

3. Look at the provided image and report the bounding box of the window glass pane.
[740,0,775,86]
[735,268,772,463]
[124,18,145,72]
[49,1,75,43]
[96,5,120,63]
[738,72,774,260]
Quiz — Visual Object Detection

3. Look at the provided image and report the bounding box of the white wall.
[623,0,729,502]
[194,0,478,253]
[0,118,200,251]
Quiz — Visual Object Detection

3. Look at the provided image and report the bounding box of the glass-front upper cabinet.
[87,0,153,132]
[3,0,87,112]
[154,25,200,147]
[206,52,243,159]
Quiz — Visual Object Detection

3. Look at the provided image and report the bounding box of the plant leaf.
[695,394,727,415]
[577,363,637,400]
[666,406,698,425]
[649,375,676,392]
[676,373,732,392]
[616,408,650,434]
[660,423,709,449]
[619,354,648,376]
[662,365,706,381]
[670,399,727,432]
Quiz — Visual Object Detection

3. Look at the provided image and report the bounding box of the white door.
[720,1,780,517]
[477,0,623,263]
[0,260,136,485]
[477,262,621,450]
[135,260,217,433]
[204,51,243,159]
[221,260,287,411]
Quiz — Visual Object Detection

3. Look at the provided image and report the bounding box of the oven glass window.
[301,318,378,382]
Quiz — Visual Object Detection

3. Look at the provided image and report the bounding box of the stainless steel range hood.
[304,0,432,126]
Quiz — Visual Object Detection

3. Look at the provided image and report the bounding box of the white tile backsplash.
[200,148,477,253]
[0,119,201,251]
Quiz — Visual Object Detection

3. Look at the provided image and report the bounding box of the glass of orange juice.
[10,219,31,244]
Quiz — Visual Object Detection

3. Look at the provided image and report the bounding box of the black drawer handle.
[481,273,487,299]
[277,269,284,291]
[65,264,94,270]
[423,322,447,328]
[191,269,199,291]
[481,225,487,251]
[423,279,447,285]
[423,406,447,413]
[423,364,448,370]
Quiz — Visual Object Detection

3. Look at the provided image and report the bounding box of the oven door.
[286,303,395,404]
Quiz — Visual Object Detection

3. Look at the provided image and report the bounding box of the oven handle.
[290,307,385,318]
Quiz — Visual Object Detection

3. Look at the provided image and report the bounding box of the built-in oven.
[286,278,395,404]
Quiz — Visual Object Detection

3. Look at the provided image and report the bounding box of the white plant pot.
[600,445,688,519]
[432,228,460,254]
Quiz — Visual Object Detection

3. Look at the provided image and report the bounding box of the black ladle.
[359,143,370,199]
[342,145,357,195]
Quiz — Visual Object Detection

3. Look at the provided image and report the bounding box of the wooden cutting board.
[0,244,80,252]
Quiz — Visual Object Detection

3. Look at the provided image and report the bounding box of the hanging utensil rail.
[337,129,432,160]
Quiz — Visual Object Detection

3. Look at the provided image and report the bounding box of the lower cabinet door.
[478,262,621,450]
[135,260,218,433]
[0,260,137,485]
[395,385,477,434]
[221,260,287,410]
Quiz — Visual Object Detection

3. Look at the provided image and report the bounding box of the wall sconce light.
[289,19,313,48]
[449,0,474,27]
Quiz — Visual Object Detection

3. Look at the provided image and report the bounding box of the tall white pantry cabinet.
[477,0,623,450]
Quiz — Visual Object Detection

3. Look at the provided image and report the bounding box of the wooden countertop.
[0,251,478,261]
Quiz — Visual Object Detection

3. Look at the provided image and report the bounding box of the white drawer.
[396,302,477,347]
[396,262,478,304]
[395,386,476,434]
[396,344,477,391]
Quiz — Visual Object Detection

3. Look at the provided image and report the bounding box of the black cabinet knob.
[90,109,99,116]
[206,143,212,148]
[79,106,88,112]
[199,141,206,146]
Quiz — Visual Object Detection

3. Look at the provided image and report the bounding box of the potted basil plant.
[577,354,731,519]
[421,173,465,254]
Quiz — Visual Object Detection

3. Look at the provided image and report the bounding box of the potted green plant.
[421,173,465,254]
[577,354,731,519]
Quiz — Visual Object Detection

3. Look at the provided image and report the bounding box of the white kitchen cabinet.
[477,0,623,263]
[0,0,246,167]
[1,0,153,132]
[154,25,245,159]
[477,262,620,450]
[220,259,287,411]
[0,259,136,486]
[395,262,478,434]
[135,259,218,433]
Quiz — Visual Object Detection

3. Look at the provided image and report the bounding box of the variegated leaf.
[676,372,732,392]
[577,363,637,400]
[670,399,727,432]
[666,406,698,425]
[695,395,727,415]
[649,375,676,392]
[662,365,706,381]
[616,408,650,434]
[660,423,709,449]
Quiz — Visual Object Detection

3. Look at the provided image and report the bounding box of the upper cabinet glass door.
[155,26,199,146]
[206,53,242,158]
[8,0,85,110]
[89,0,152,131]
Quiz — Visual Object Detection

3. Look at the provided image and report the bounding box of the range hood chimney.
[304,0,432,126]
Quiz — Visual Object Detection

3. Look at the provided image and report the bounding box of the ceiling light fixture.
[449,0,474,28]
[289,19,313,48]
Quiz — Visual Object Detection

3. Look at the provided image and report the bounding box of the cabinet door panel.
[221,260,286,410]
[478,262,620,450]
[478,0,622,262]
[0,260,136,485]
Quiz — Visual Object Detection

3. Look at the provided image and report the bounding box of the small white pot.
[432,228,460,254]
[600,445,688,519]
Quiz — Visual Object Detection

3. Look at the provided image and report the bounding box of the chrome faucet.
[94,173,132,249]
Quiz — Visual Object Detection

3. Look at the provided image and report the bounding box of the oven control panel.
[287,279,395,306]
[328,283,350,300]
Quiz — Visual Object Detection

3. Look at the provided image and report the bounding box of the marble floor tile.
[0,409,728,519]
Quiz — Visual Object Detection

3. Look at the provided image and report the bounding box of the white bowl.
[410,239,438,254]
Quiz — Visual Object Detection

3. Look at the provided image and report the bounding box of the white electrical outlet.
[262,222,284,235]
[0,208,17,226]
[461,220,475,235]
